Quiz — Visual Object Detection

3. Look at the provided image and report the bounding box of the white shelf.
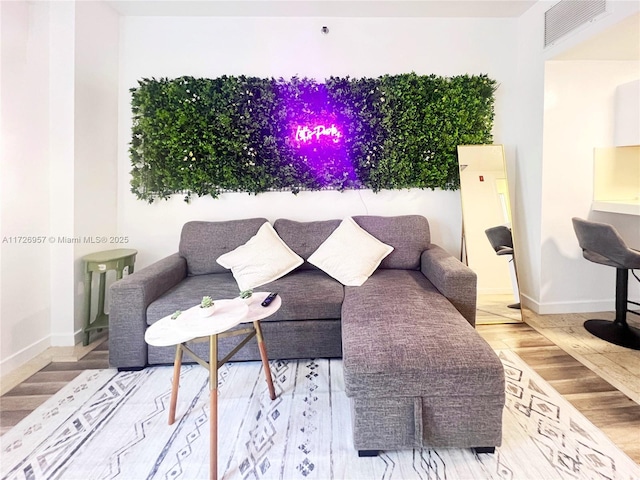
[592,200,640,216]
[593,146,640,216]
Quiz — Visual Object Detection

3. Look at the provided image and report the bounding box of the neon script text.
[295,124,342,143]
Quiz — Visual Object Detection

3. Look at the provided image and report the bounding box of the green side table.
[82,248,137,346]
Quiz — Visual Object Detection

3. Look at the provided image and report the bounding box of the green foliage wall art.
[130,73,497,202]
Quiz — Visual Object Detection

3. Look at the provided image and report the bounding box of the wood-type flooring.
[1,309,639,465]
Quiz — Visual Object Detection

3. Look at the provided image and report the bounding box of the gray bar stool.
[572,217,640,350]
[485,225,520,309]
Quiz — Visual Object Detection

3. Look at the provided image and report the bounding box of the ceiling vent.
[544,0,608,47]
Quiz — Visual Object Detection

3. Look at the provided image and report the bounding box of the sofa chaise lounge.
[109,215,505,455]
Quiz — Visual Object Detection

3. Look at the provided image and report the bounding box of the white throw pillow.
[307,217,394,286]
[216,222,303,291]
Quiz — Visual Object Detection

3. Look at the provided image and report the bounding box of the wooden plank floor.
[0,339,110,435]
[1,315,639,465]
[478,316,640,464]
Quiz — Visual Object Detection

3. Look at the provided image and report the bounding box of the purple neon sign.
[294,124,342,144]
[287,109,355,187]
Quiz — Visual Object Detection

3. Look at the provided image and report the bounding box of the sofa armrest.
[109,253,187,369]
[421,245,477,326]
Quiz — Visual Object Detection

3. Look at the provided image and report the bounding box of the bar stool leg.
[614,268,628,324]
[254,320,276,401]
[584,268,640,350]
[209,334,218,480]
[168,344,183,425]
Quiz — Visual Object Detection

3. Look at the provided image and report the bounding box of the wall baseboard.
[0,329,101,395]
[50,329,84,347]
[521,293,615,315]
[2,328,83,380]
[0,337,50,383]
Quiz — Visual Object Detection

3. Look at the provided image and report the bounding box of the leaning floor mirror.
[457,144,521,324]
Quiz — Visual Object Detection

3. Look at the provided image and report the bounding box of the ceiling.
[106,0,538,17]
[105,0,638,60]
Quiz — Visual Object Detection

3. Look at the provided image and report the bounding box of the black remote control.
[261,292,278,307]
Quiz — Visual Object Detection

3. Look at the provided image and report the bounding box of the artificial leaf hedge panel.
[130,73,497,202]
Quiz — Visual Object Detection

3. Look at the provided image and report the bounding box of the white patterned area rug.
[2,350,639,480]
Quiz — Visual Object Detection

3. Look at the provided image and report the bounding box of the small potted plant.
[239,289,253,305]
[199,296,215,317]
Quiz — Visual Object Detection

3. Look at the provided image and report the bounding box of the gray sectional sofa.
[109,215,505,455]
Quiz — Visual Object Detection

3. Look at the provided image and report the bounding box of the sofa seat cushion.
[341,269,504,398]
[146,273,244,325]
[146,270,344,326]
[261,270,344,321]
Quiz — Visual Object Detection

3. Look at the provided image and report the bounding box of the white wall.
[73,0,119,339]
[0,1,52,373]
[515,0,640,313]
[48,0,76,346]
[0,0,119,376]
[118,16,520,268]
[540,60,640,313]
[512,1,548,308]
[48,0,119,346]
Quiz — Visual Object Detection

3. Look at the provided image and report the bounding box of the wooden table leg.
[96,272,107,323]
[254,320,276,401]
[168,344,183,425]
[209,334,218,480]
[82,270,92,346]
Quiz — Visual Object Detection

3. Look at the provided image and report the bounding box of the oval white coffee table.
[144,292,281,480]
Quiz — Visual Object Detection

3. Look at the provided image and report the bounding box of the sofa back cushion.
[273,219,341,270]
[179,218,267,275]
[352,215,430,270]
[274,215,430,271]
